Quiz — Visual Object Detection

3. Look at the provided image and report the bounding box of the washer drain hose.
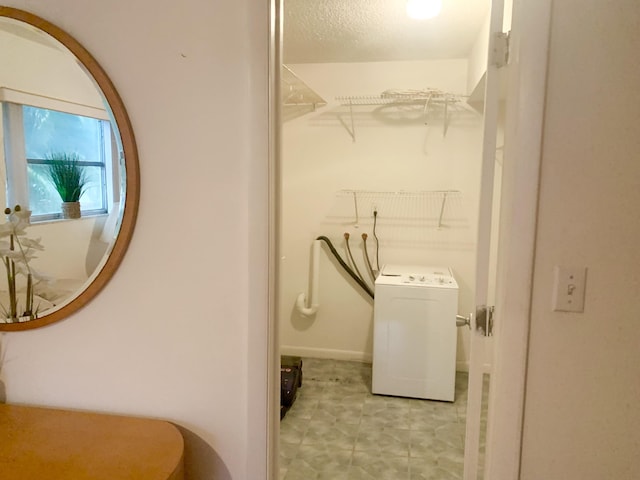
[316,236,374,299]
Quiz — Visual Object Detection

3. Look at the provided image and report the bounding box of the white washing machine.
[372,264,459,402]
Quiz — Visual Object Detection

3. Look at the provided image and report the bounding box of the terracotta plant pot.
[61,202,81,219]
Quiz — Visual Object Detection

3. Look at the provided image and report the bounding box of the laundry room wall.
[279,59,486,369]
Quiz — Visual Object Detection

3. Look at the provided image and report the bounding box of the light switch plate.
[552,266,587,312]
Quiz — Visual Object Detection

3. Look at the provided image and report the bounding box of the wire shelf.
[334,89,467,141]
[328,189,463,229]
[320,189,472,249]
[281,65,327,122]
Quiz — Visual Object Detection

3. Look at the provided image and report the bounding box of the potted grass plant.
[45,152,88,219]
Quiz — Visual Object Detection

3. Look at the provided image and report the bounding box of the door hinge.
[491,31,511,68]
[476,305,495,336]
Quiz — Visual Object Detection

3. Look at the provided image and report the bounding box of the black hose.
[316,236,374,299]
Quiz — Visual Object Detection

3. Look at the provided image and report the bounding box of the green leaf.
[44,152,89,203]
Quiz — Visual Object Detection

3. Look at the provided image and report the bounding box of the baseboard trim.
[280,345,372,363]
[281,346,492,373]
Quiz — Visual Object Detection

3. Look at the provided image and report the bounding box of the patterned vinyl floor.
[279,358,488,480]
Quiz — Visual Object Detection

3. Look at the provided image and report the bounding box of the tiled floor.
[280,358,488,480]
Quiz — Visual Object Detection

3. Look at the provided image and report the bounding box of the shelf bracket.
[352,191,360,225]
[422,94,432,125]
[438,191,449,228]
[337,100,356,142]
[443,98,450,137]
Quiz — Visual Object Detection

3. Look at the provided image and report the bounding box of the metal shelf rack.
[331,189,463,229]
[335,89,466,141]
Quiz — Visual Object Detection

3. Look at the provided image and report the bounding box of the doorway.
[278,1,496,479]
[264,0,552,478]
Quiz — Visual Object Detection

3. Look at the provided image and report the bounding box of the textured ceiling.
[284,0,490,64]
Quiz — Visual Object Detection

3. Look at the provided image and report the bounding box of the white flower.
[17,237,44,251]
[27,266,54,283]
[0,206,47,320]
[1,249,27,261]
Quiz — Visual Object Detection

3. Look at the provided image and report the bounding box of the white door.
[463,0,507,478]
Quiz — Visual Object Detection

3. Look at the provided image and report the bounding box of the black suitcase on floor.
[280,356,303,419]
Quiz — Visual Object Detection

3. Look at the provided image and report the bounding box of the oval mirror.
[0,7,139,331]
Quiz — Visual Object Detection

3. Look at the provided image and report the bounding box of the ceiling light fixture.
[406,0,442,20]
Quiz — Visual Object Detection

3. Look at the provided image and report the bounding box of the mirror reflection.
[0,15,126,324]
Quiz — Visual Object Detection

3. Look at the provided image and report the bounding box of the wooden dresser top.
[0,404,184,479]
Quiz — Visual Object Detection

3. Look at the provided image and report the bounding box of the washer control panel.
[375,265,458,288]
[401,273,455,286]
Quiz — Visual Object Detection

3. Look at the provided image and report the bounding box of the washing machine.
[372,264,459,402]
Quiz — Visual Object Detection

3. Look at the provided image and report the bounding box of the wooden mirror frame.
[0,6,139,331]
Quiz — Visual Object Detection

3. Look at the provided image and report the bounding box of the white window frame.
[0,87,117,222]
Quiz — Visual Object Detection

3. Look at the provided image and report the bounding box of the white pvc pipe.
[295,239,320,317]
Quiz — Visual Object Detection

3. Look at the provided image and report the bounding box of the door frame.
[258,0,553,478]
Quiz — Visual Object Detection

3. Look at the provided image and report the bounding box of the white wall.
[280,60,485,367]
[28,217,103,277]
[467,10,491,97]
[521,0,640,478]
[0,1,265,479]
[0,27,104,109]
